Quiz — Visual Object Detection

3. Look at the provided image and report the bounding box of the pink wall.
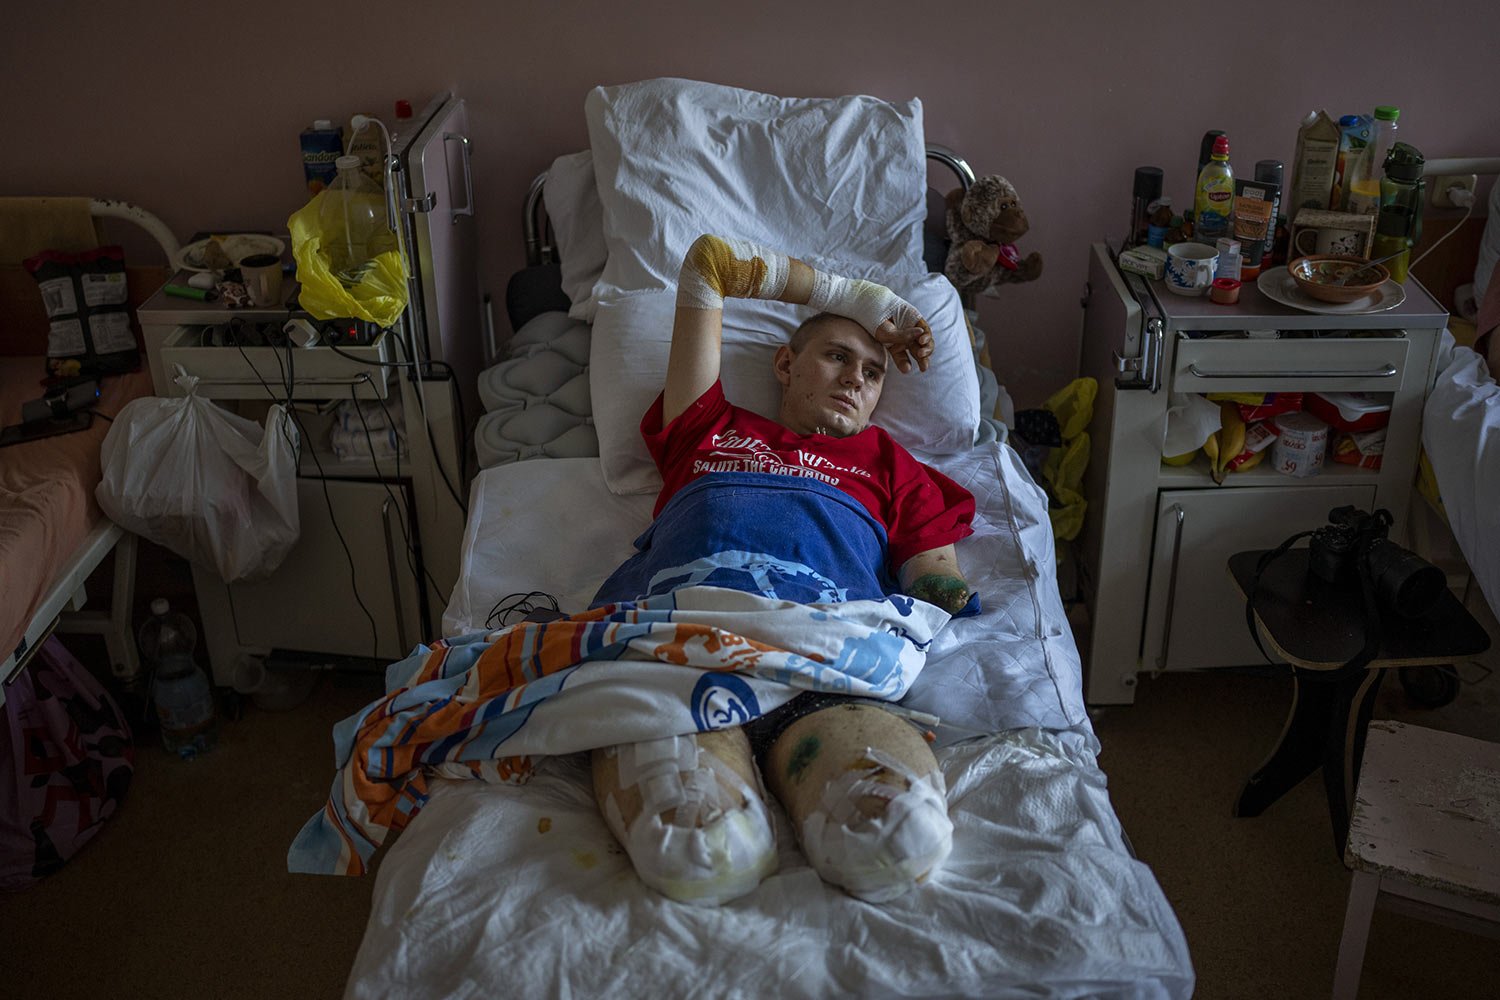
[5,2,1497,406]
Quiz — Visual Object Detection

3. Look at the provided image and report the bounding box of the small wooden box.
[1290,209,1376,260]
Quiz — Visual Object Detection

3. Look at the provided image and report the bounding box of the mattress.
[342,447,1195,997]
[0,357,153,660]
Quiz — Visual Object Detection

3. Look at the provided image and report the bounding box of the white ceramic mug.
[1293,226,1365,258]
[1164,242,1219,296]
[239,253,284,308]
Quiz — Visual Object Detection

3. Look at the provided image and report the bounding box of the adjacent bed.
[0,199,177,703]
[322,79,1194,998]
[1422,167,1500,618]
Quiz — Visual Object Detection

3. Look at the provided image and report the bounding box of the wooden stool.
[1333,720,1500,998]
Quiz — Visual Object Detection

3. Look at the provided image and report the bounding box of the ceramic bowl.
[1289,255,1390,304]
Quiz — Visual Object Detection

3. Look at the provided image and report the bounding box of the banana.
[1228,449,1266,473]
[1202,432,1220,474]
[1213,401,1246,484]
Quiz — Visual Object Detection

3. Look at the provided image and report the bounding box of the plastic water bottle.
[138,599,218,759]
[318,154,396,288]
[1344,106,1399,217]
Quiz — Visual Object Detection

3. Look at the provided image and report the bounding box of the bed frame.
[0,200,180,704]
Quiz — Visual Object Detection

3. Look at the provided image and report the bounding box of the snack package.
[1237,392,1303,423]
[1225,420,1281,472]
[1331,427,1385,470]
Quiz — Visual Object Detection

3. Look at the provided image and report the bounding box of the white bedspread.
[444,442,1090,742]
[1423,330,1500,616]
[347,728,1193,1000]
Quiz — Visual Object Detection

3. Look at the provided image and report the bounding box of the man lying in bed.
[589,235,977,907]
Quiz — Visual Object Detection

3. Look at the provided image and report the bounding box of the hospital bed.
[326,80,1194,998]
[0,199,178,706]
[1421,157,1500,619]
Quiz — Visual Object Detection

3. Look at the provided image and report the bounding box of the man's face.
[773,317,887,437]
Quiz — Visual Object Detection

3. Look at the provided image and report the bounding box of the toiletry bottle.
[1194,136,1234,244]
[1344,106,1399,216]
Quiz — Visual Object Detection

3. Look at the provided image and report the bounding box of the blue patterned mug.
[1164,242,1219,296]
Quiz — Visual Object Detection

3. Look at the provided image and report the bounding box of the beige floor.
[1,595,1495,999]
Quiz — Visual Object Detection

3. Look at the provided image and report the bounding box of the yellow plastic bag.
[287,192,408,328]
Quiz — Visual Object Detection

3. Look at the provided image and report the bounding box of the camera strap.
[1245,535,1384,677]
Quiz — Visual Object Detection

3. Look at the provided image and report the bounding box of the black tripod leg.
[1323,669,1386,858]
[1235,668,1336,817]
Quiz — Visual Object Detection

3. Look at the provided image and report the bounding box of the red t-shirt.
[642,381,974,570]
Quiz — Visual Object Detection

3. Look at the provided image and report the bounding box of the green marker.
[164,283,215,301]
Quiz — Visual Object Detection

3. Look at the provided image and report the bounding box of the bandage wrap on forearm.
[677,234,791,310]
[806,271,921,335]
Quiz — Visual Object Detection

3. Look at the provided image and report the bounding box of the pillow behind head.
[589,274,979,496]
[544,150,609,323]
[583,78,929,304]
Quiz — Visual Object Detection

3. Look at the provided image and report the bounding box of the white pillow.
[583,78,929,302]
[543,150,609,322]
[589,275,980,496]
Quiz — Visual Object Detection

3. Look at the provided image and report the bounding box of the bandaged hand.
[677,234,792,311]
[808,272,932,372]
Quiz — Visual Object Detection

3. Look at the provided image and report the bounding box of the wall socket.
[1432,174,1478,208]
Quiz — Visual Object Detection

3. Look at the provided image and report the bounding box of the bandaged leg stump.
[765,703,952,902]
[592,728,777,906]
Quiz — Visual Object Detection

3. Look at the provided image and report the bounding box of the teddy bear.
[943,175,1043,297]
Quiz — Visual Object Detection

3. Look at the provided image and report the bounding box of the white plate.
[1256,266,1406,315]
[177,234,286,273]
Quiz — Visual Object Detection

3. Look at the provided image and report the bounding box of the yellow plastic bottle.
[1194,136,1234,244]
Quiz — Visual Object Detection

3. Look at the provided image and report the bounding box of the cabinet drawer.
[158,325,392,399]
[1171,336,1409,393]
[1141,485,1376,672]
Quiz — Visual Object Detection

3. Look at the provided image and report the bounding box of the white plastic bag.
[96,369,300,582]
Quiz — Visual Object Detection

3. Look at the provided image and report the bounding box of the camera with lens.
[1307,506,1446,618]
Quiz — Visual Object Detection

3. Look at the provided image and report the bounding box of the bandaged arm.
[899,544,970,615]
[664,234,932,424]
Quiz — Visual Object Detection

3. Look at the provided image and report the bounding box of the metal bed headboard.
[523,143,977,268]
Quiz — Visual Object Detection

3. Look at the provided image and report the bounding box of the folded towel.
[0,198,100,264]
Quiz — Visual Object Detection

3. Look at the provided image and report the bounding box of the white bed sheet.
[444,442,1089,740]
[360,448,1195,998]
[347,728,1193,1000]
[1423,330,1500,616]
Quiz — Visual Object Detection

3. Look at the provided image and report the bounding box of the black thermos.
[1130,166,1164,248]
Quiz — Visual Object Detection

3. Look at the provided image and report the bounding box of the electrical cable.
[1409,189,1477,270]
[346,382,449,604]
[231,322,381,658]
[322,334,469,516]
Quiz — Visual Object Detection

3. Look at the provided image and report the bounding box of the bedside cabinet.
[1076,243,1448,704]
